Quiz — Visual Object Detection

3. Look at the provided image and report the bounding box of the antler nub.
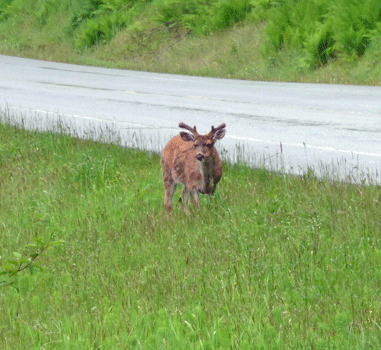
[179,122,198,135]
[211,123,226,133]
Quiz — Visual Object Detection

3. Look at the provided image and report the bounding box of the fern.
[301,22,334,68]
[75,13,119,49]
[211,0,252,31]
[328,0,381,57]
[73,0,135,49]
[264,0,381,67]
[154,0,201,29]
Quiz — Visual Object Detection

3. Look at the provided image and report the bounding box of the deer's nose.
[196,153,205,162]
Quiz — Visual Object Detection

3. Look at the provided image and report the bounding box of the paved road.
[1,54,381,182]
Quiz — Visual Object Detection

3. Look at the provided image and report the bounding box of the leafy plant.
[75,13,120,49]
[73,0,145,49]
[247,0,273,23]
[0,0,30,21]
[154,0,204,30]
[301,22,334,68]
[211,0,252,30]
[0,0,12,19]
[0,237,63,289]
[70,1,97,31]
[154,0,253,35]
[328,0,381,57]
[266,0,330,49]
[265,0,381,67]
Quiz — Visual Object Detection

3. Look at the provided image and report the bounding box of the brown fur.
[161,123,226,214]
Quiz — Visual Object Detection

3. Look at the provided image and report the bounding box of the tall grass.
[1,112,381,348]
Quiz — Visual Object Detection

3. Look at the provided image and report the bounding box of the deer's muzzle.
[196,153,205,162]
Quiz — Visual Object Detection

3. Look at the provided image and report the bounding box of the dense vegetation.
[1,110,381,349]
[0,0,380,84]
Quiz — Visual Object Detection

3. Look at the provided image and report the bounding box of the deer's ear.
[213,128,226,141]
[180,131,195,142]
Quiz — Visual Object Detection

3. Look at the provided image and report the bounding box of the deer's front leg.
[164,181,177,215]
[190,189,200,210]
[181,186,190,215]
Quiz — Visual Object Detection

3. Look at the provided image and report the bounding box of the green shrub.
[33,0,56,25]
[1,0,79,24]
[70,0,97,31]
[0,0,12,19]
[75,13,122,49]
[328,0,381,57]
[0,0,9,8]
[247,0,273,23]
[0,0,33,21]
[266,0,330,49]
[154,0,253,35]
[265,0,381,67]
[211,0,252,31]
[301,22,334,68]
[73,0,139,49]
[154,0,207,30]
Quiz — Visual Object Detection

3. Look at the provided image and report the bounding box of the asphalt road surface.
[1,54,381,183]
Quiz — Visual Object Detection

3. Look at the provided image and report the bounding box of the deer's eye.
[206,143,213,148]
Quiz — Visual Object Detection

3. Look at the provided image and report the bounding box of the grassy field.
[0,0,380,85]
[1,113,381,349]
[1,1,381,348]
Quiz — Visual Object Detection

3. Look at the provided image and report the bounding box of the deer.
[161,122,226,215]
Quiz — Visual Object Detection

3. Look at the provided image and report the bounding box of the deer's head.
[178,122,226,162]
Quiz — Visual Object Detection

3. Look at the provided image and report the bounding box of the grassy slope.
[1,1,381,348]
[1,118,381,349]
[0,0,380,85]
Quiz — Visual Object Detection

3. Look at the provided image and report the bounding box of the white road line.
[226,135,381,158]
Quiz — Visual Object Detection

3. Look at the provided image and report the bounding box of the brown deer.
[161,122,226,214]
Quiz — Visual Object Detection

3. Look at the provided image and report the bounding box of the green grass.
[1,113,381,349]
[0,0,380,85]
